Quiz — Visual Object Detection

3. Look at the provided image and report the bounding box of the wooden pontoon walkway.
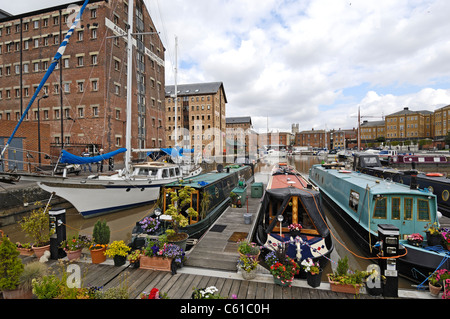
[15,185,433,300]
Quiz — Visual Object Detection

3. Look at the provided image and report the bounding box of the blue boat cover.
[160,147,194,157]
[60,148,126,164]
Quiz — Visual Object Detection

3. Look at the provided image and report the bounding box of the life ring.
[339,170,352,173]
[426,173,443,177]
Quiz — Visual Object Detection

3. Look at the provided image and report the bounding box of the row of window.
[0,28,98,55]
[0,79,99,99]
[0,105,101,121]
[0,9,97,38]
[372,197,430,221]
[0,53,99,76]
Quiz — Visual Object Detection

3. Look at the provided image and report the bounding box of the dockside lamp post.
[277,215,284,238]
[37,94,48,167]
[377,224,400,297]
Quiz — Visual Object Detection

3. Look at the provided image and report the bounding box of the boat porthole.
[443,190,449,201]
[141,188,145,192]
[126,188,131,192]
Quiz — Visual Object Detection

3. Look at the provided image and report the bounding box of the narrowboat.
[130,164,253,249]
[309,163,450,283]
[255,163,334,268]
[354,153,450,218]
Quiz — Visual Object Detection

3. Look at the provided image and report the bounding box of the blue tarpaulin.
[60,148,126,164]
[160,147,194,157]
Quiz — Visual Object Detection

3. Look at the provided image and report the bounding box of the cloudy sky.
[4,0,450,134]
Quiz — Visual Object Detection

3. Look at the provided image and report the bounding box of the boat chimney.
[410,162,418,190]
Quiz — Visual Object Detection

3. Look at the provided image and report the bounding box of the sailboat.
[0,0,201,218]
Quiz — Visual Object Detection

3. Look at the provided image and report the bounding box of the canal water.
[2,155,422,289]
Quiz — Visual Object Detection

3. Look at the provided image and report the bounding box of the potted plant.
[364,267,386,296]
[18,261,48,299]
[15,242,34,256]
[441,228,450,251]
[90,219,110,264]
[191,286,226,299]
[301,258,322,288]
[425,222,441,246]
[406,233,423,247]
[105,240,131,266]
[0,235,25,299]
[139,216,160,234]
[163,186,198,250]
[444,279,450,299]
[60,234,91,261]
[237,255,259,280]
[429,271,443,297]
[127,249,141,268]
[265,244,299,287]
[237,240,260,261]
[140,288,169,299]
[19,205,55,258]
[230,191,238,207]
[140,237,185,273]
[327,256,367,295]
[288,223,303,237]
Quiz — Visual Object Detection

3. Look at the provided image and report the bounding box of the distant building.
[0,0,166,165]
[165,82,227,157]
[385,107,432,141]
[226,116,257,159]
[295,128,326,148]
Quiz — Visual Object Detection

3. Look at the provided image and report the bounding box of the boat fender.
[426,173,443,177]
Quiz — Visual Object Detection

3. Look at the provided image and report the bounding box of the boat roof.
[268,164,308,190]
[164,165,248,189]
[133,162,178,168]
[312,164,436,198]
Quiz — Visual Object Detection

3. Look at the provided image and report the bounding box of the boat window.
[162,169,169,178]
[443,190,449,202]
[349,190,359,212]
[391,197,400,220]
[169,168,175,177]
[150,168,158,176]
[417,199,430,221]
[137,168,149,176]
[373,197,387,219]
[175,167,180,176]
[404,198,413,220]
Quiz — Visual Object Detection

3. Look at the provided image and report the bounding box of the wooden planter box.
[139,255,173,272]
[327,274,362,295]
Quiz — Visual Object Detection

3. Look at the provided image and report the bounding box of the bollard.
[377,224,399,297]
[49,208,67,260]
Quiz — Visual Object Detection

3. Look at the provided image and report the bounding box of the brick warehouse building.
[0,0,165,167]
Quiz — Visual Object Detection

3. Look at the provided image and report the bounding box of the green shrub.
[0,236,24,291]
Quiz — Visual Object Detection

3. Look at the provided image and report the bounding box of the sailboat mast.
[174,36,178,147]
[124,0,134,174]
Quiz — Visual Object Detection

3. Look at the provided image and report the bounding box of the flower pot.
[429,282,442,297]
[327,274,361,294]
[139,255,173,272]
[17,247,34,256]
[65,249,82,261]
[168,232,189,251]
[273,276,291,287]
[426,232,442,246]
[2,288,33,299]
[32,244,50,259]
[306,269,323,288]
[90,247,107,264]
[290,230,301,238]
[113,255,127,267]
[241,269,257,280]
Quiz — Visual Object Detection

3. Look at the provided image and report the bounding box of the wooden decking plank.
[180,274,203,299]
[161,273,184,298]
[264,281,274,299]
[246,280,258,299]
[127,269,159,298]
[140,270,172,294]
[219,278,235,298]
[170,273,197,299]
[237,279,249,299]
[228,278,241,298]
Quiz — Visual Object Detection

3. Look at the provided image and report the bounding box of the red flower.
[149,288,159,299]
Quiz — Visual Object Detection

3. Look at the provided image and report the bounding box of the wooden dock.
[13,184,434,300]
[184,186,261,271]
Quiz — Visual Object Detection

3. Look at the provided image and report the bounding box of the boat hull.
[38,178,173,218]
[319,187,449,283]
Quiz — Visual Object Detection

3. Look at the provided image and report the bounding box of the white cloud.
[6,0,450,134]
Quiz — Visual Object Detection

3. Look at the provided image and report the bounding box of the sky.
[4,0,450,134]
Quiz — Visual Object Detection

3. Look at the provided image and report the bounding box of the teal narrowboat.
[309,163,450,283]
